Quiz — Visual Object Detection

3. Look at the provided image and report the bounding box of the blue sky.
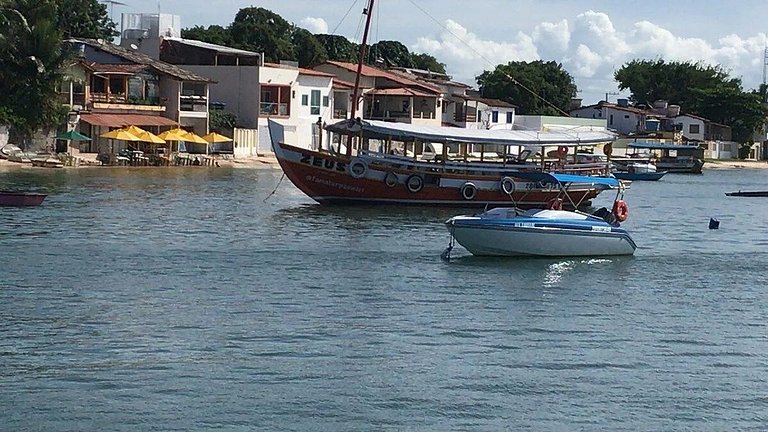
[114,0,768,104]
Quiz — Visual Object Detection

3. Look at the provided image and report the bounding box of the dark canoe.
[725,191,768,197]
[0,191,47,207]
[612,171,668,181]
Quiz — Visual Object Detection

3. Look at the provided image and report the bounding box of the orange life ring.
[548,197,563,210]
[556,146,568,158]
[612,199,629,222]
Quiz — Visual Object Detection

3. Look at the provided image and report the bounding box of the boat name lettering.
[591,226,611,232]
[300,153,347,172]
[524,182,536,190]
[305,175,364,193]
[514,222,535,228]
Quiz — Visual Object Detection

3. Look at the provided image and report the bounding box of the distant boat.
[725,191,768,197]
[612,162,668,181]
[626,142,704,174]
[0,191,47,207]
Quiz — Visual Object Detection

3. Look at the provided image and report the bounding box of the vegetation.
[615,59,768,143]
[209,109,238,132]
[0,0,71,139]
[55,0,117,40]
[476,61,577,115]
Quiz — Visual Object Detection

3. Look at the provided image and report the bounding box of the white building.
[570,101,648,135]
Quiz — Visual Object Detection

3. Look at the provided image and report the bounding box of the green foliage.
[181,25,231,46]
[210,109,238,131]
[368,40,411,67]
[229,7,295,63]
[614,59,768,143]
[291,27,327,67]
[55,0,117,40]
[410,53,446,74]
[314,34,359,63]
[0,0,71,135]
[476,61,577,115]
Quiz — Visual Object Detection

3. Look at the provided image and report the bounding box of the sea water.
[2,166,768,431]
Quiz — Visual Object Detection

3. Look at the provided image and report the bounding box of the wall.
[233,127,258,157]
[183,65,259,128]
[675,116,705,141]
[295,74,334,148]
[159,76,180,125]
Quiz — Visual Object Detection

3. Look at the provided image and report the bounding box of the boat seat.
[592,207,619,226]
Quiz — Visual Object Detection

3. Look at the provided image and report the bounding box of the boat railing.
[358,149,611,177]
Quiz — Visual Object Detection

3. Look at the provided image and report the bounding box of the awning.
[80,113,178,128]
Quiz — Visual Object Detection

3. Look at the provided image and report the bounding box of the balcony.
[91,93,165,111]
[454,112,477,123]
[333,108,347,119]
[260,102,289,117]
[180,95,208,118]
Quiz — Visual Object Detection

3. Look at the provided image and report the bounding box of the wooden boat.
[612,162,667,181]
[269,119,617,208]
[0,144,21,159]
[31,156,64,168]
[725,191,768,197]
[626,142,704,173]
[0,191,47,207]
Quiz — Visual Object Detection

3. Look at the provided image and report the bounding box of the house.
[255,62,337,152]
[158,37,261,156]
[60,38,212,156]
[569,100,649,135]
[313,61,443,126]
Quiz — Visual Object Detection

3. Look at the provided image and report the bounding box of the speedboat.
[443,172,636,257]
[0,191,47,207]
[612,162,667,181]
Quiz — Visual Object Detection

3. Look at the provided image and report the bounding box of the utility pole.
[605,91,619,103]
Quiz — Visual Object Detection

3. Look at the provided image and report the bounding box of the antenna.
[763,44,768,87]
[605,91,619,102]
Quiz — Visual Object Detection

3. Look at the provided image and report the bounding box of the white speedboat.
[443,172,636,257]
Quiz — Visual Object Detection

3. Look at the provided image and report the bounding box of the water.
[2,166,768,431]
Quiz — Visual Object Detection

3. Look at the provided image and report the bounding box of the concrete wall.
[296,74,334,148]
[183,65,260,129]
[233,127,259,157]
[675,116,706,141]
[159,76,180,124]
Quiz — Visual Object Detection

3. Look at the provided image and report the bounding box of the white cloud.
[300,17,328,34]
[412,19,538,85]
[412,12,768,103]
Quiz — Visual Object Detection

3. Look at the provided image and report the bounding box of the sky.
[113,0,768,105]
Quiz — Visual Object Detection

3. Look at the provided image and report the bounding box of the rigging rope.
[263,172,285,203]
[331,0,361,35]
[404,0,570,117]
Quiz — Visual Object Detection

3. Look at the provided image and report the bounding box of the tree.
[55,0,117,40]
[476,61,577,115]
[410,53,446,74]
[181,25,232,46]
[229,7,294,63]
[368,40,411,67]
[291,27,327,67]
[209,108,237,132]
[0,0,70,139]
[614,59,768,143]
[314,34,358,63]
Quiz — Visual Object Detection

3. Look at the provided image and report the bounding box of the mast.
[350,0,375,121]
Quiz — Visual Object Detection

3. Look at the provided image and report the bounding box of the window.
[323,95,329,107]
[301,94,308,106]
[609,114,614,125]
[261,85,291,116]
[689,124,700,134]
[492,111,498,123]
[624,114,630,119]
[506,112,513,123]
[310,90,321,115]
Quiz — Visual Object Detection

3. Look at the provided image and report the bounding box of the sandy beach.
[0,153,279,172]
[2,154,767,172]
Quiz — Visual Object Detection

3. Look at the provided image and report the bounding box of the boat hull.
[0,191,47,207]
[447,214,636,257]
[613,171,667,181]
[725,191,768,197]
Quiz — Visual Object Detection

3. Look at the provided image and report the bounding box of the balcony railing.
[454,112,477,122]
[333,108,347,119]
[91,93,161,106]
[260,102,289,116]
[180,95,208,112]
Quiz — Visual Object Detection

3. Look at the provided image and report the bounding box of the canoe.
[0,191,47,207]
[725,191,768,197]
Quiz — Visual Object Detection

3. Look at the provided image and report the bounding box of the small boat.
[626,142,704,174]
[612,162,667,181]
[443,172,636,257]
[0,191,48,207]
[725,191,768,197]
[0,144,21,159]
[31,156,64,168]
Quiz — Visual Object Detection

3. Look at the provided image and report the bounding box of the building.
[60,38,212,156]
[569,100,649,135]
[313,61,443,126]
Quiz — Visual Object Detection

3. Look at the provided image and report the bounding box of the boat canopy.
[511,171,620,188]
[326,119,616,147]
[628,142,702,150]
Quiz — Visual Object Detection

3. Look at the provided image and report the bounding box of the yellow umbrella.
[202,132,233,143]
[158,129,190,141]
[182,131,208,144]
[100,129,141,141]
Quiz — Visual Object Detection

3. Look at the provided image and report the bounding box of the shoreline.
[0,154,279,171]
[2,155,767,172]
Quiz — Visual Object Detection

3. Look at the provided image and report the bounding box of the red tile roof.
[324,61,441,94]
[299,68,334,78]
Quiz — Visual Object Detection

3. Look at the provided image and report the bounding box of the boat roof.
[326,119,616,147]
[628,142,701,150]
[511,171,620,188]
